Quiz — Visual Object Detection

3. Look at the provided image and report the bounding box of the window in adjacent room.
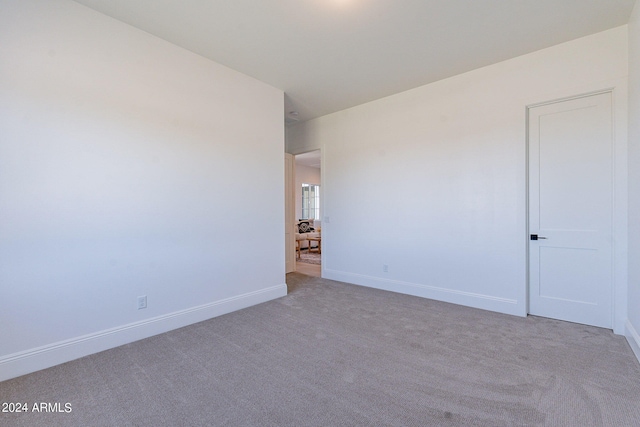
[301,183,320,220]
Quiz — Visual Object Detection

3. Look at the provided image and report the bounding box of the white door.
[285,153,295,274]
[528,92,613,328]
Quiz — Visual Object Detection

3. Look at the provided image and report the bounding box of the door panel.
[528,92,613,328]
[285,153,295,274]
[539,246,599,303]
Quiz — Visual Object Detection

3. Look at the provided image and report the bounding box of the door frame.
[525,87,628,334]
[287,148,323,275]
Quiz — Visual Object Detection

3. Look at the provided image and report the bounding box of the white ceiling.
[73,0,636,124]
[295,150,321,169]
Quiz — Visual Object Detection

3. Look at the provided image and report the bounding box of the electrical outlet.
[137,295,147,310]
[383,264,389,273]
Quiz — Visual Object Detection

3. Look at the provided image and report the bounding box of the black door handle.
[530,234,547,240]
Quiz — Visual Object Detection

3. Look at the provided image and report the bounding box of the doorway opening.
[294,150,321,277]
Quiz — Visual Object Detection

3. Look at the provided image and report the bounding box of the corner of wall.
[626,0,640,365]
[626,321,640,363]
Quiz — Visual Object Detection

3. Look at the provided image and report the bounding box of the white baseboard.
[322,268,523,317]
[0,284,287,382]
[625,320,640,364]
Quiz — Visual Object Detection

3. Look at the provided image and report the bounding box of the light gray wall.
[0,0,285,380]
[627,0,640,359]
[287,27,629,331]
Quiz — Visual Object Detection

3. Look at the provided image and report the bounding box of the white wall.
[627,0,640,360]
[287,27,628,329]
[295,163,321,221]
[0,0,285,381]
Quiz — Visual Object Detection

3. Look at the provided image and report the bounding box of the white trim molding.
[323,268,522,317]
[626,320,640,364]
[0,284,287,382]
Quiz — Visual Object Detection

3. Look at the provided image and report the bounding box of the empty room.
[2,0,640,425]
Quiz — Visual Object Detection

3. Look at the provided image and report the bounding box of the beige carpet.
[2,272,640,426]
